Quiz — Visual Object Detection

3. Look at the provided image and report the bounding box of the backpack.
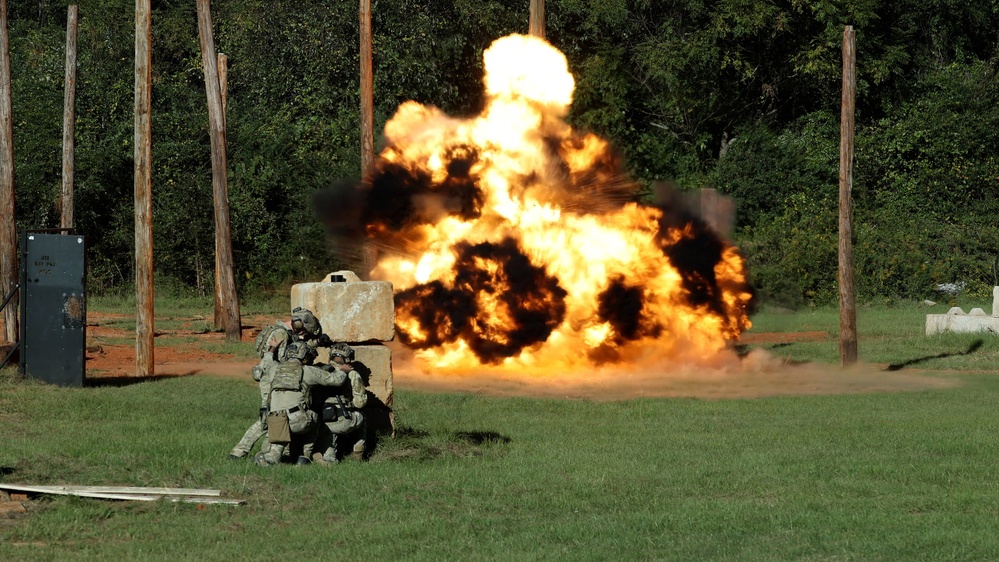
[254,323,290,358]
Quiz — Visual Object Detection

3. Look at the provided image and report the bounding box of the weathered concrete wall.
[291,270,395,343]
[294,271,395,434]
[925,306,999,336]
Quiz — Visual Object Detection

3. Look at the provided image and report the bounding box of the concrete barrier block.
[355,344,393,434]
[354,344,393,406]
[291,271,395,342]
[926,313,999,336]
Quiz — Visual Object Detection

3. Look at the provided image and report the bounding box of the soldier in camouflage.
[314,342,368,464]
[229,307,325,460]
[253,341,359,466]
[227,336,284,460]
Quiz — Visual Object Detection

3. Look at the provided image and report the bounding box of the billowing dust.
[82,313,957,399]
[385,340,958,400]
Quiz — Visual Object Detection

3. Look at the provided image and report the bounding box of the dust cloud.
[388,341,958,401]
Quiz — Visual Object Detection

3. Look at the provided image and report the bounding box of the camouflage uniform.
[315,364,368,462]
[314,342,369,463]
[255,350,354,465]
[254,321,295,362]
[231,309,324,460]
[228,351,280,458]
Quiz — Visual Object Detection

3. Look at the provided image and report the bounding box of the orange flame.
[365,34,753,374]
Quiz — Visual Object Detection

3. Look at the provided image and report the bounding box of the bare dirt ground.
[84,313,266,380]
[80,313,958,400]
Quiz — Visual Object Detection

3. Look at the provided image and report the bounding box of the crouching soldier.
[315,343,368,464]
[227,353,277,460]
[254,341,355,466]
[229,308,324,460]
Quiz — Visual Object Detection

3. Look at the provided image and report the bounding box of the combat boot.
[295,456,312,465]
[350,438,366,461]
[253,452,276,467]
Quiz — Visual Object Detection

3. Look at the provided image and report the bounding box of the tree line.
[7,0,999,306]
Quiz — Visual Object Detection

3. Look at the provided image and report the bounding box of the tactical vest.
[271,362,304,392]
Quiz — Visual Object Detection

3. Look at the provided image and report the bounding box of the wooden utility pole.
[838,26,857,366]
[359,0,377,278]
[134,0,154,376]
[359,0,374,181]
[0,0,15,344]
[197,0,241,341]
[529,0,545,39]
[213,52,227,330]
[60,5,79,231]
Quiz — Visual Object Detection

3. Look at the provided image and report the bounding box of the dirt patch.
[77,314,956,399]
[84,313,268,379]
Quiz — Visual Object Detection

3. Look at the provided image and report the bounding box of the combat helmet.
[284,340,317,364]
[329,342,355,362]
[290,307,323,338]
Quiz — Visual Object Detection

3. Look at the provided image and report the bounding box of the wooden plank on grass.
[0,484,221,496]
[0,484,244,504]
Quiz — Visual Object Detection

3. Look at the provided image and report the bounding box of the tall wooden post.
[213,52,227,329]
[217,54,228,121]
[0,0,16,345]
[529,0,545,39]
[134,0,154,376]
[197,0,241,341]
[60,5,79,231]
[359,0,374,181]
[359,0,377,278]
[838,26,857,366]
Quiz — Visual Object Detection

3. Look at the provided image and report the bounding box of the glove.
[316,334,333,348]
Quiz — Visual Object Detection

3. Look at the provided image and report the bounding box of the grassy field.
[1,300,998,560]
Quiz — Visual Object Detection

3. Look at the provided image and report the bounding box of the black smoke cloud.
[395,237,567,364]
[651,183,756,331]
[312,144,484,256]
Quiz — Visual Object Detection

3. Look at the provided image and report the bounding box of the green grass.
[88,294,290,317]
[1,303,998,560]
[747,302,999,369]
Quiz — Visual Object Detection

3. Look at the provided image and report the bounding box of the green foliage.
[713,111,839,228]
[858,61,999,219]
[7,1,999,307]
[854,213,999,302]
[738,191,839,307]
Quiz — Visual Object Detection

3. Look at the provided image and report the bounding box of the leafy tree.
[5,0,999,306]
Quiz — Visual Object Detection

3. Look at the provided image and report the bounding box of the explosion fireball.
[321,34,754,374]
